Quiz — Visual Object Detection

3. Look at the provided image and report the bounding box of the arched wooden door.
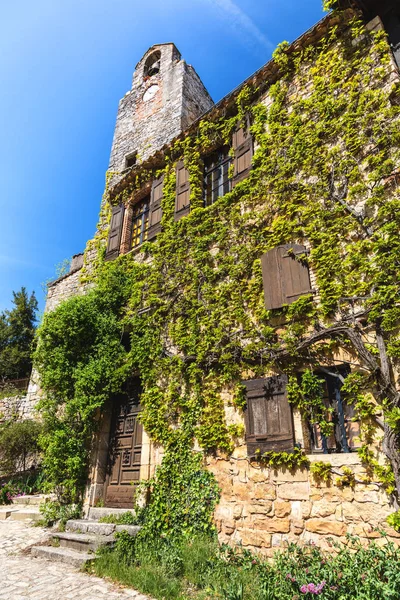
[104,381,143,508]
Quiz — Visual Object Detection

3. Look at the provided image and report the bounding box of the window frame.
[307,368,361,455]
[203,146,232,207]
[131,196,150,249]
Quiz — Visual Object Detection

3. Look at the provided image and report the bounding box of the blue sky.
[0,0,324,316]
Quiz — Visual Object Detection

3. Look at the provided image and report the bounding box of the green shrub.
[0,419,42,475]
[38,499,82,528]
[0,482,14,504]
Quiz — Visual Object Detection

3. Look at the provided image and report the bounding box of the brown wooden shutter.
[232,122,253,186]
[105,204,125,261]
[243,375,294,455]
[148,174,164,240]
[261,244,312,310]
[175,160,190,221]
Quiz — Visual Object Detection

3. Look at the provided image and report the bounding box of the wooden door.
[105,384,143,508]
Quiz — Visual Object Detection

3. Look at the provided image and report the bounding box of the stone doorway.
[104,381,143,508]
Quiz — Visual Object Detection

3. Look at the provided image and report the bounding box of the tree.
[0,288,38,382]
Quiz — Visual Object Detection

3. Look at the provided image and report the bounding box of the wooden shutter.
[105,204,125,261]
[243,375,294,455]
[175,160,190,221]
[232,122,253,186]
[148,174,164,240]
[261,244,312,310]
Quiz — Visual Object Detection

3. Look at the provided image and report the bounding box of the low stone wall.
[208,451,399,555]
[0,374,41,421]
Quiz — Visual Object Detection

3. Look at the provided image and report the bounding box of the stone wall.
[45,268,87,313]
[208,451,399,555]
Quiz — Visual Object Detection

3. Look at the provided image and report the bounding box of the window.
[144,51,161,78]
[309,371,360,454]
[125,153,137,169]
[203,147,232,207]
[381,5,400,69]
[131,197,150,248]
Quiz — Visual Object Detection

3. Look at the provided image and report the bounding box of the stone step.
[0,507,19,520]
[31,545,94,567]
[9,508,41,522]
[53,531,114,553]
[66,518,141,537]
[87,506,136,521]
[67,519,115,536]
[11,494,47,506]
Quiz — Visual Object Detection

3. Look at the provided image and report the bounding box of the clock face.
[143,84,159,102]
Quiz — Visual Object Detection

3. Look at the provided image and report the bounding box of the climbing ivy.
[35,3,400,521]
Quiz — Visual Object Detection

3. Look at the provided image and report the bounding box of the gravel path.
[0,520,149,600]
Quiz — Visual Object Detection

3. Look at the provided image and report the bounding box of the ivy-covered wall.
[34,6,400,551]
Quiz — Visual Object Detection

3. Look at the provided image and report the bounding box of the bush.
[92,535,400,600]
[0,419,42,475]
[38,499,82,529]
[0,482,14,504]
[0,469,46,504]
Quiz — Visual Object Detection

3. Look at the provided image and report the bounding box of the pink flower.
[300,581,326,595]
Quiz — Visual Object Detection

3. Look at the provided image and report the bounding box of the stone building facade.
[31,0,400,552]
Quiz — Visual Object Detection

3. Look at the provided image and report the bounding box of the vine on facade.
[35,4,400,527]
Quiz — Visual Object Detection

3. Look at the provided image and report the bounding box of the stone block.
[271,533,290,547]
[248,468,268,483]
[301,501,312,518]
[253,484,276,501]
[238,470,248,483]
[253,518,290,533]
[271,468,309,483]
[291,518,305,535]
[354,490,380,504]
[305,519,347,536]
[311,500,337,518]
[215,505,233,521]
[218,475,233,497]
[278,482,310,501]
[232,446,248,459]
[222,520,236,535]
[233,504,243,520]
[350,523,382,538]
[239,528,271,548]
[274,501,291,518]
[342,501,390,524]
[246,501,273,515]
[232,482,250,501]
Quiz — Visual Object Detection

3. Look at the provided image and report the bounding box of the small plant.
[310,461,332,483]
[336,467,356,488]
[256,446,310,469]
[99,511,139,525]
[387,510,400,532]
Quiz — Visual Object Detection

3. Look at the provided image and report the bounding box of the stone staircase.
[0,494,46,522]
[30,507,140,567]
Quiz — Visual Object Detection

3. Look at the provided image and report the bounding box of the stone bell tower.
[108,43,214,172]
